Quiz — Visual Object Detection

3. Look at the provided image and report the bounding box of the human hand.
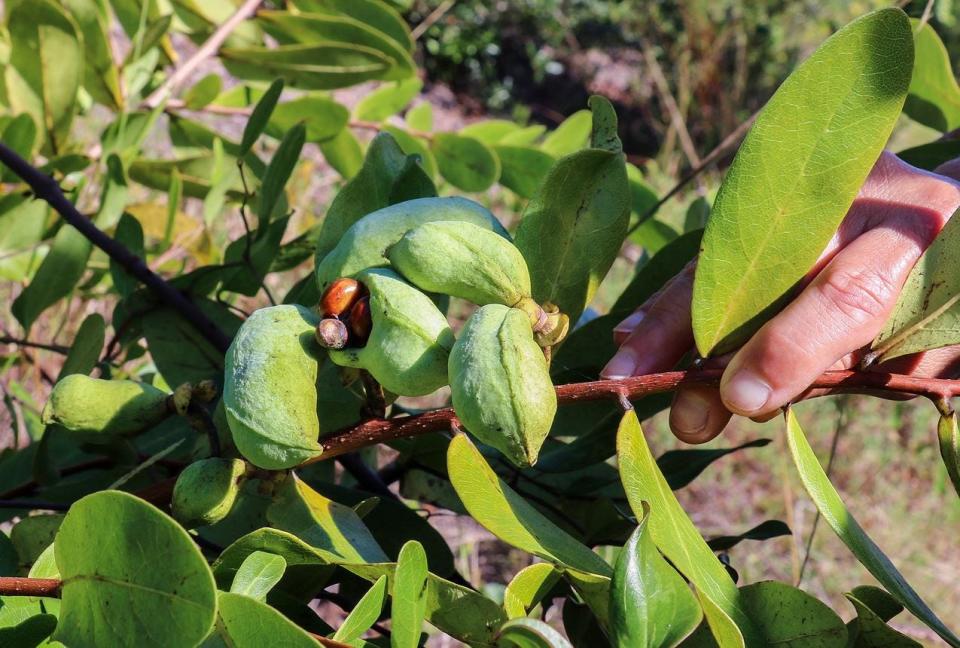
[601,152,960,443]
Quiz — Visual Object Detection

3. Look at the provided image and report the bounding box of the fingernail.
[670,389,711,437]
[613,310,645,335]
[723,371,771,414]
[602,347,638,379]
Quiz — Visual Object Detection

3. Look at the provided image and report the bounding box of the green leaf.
[266,475,388,563]
[738,581,847,646]
[448,434,612,577]
[406,102,433,132]
[896,139,960,171]
[382,125,438,178]
[497,617,574,648]
[5,0,84,152]
[222,44,394,90]
[613,229,703,312]
[705,520,791,553]
[240,79,284,157]
[588,96,622,153]
[784,409,960,646]
[258,122,306,226]
[109,213,145,297]
[354,78,423,121]
[319,127,365,178]
[392,540,428,648]
[11,514,62,570]
[845,590,920,648]
[504,563,561,619]
[611,501,702,648]
[514,137,630,323]
[61,0,122,110]
[53,491,217,648]
[461,120,521,144]
[289,0,414,53]
[12,226,92,331]
[431,133,501,192]
[268,96,349,143]
[0,115,38,181]
[937,412,960,499]
[848,585,903,622]
[630,218,678,254]
[332,575,388,643]
[0,612,57,647]
[541,110,591,157]
[658,439,771,491]
[494,145,555,199]
[502,125,547,147]
[206,591,320,647]
[870,209,960,362]
[616,410,760,645]
[314,132,436,260]
[905,19,960,132]
[692,8,914,356]
[229,551,286,601]
[58,313,105,380]
[257,10,414,78]
[95,154,130,230]
[183,73,222,110]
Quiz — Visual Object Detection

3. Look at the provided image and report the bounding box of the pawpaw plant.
[1,5,959,648]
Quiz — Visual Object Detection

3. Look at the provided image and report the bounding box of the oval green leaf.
[739,581,846,646]
[504,563,561,619]
[206,591,320,647]
[392,540,428,648]
[354,78,423,121]
[53,491,217,648]
[431,133,500,192]
[229,551,286,601]
[611,502,702,647]
[692,8,914,356]
[905,19,960,132]
[331,575,388,643]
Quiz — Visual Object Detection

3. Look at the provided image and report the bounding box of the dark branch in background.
[0,336,69,355]
[302,369,960,466]
[0,143,232,354]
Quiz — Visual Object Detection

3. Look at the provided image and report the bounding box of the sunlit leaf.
[504,563,561,619]
[692,9,914,356]
[392,540,428,648]
[354,78,423,121]
[331,575,388,643]
[12,226,92,331]
[229,551,286,601]
[497,617,574,648]
[937,411,960,499]
[905,19,960,131]
[239,79,284,157]
[204,591,320,647]
[541,110,591,157]
[432,133,501,192]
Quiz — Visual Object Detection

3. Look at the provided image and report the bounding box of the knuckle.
[818,267,895,326]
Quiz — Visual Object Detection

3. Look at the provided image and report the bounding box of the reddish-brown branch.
[302,369,960,465]
[0,577,60,597]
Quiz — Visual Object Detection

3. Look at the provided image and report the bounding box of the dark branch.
[0,143,232,354]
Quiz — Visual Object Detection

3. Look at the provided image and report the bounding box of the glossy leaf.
[611,502,702,647]
[504,563,561,619]
[448,433,612,578]
[314,132,436,260]
[616,410,760,644]
[495,145,555,199]
[692,9,914,356]
[258,122,306,226]
[332,575,388,643]
[266,475,389,563]
[905,20,960,132]
[706,520,791,552]
[268,96,349,143]
[431,133,501,192]
[230,550,286,601]
[846,589,920,648]
[58,313,105,380]
[206,591,320,647]
[514,100,630,324]
[497,617,574,648]
[354,78,423,121]
[53,491,217,648]
[12,226,92,331]
[240,79,284,157]
[937,412,960,499]
[784,409,960,646]
[5,0,84,151]
[871,210,960,362]
[392,540,428,648]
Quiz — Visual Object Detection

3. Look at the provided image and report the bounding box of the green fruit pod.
[449,304,557,466]
[328,269,454,396]
[315,196,509,293]
[387,220,536,309]
[41,375,170,442]
[224,305,325,470]
[171,458,248,527]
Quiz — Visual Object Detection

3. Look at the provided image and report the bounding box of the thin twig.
[627,109,758,235]
[0,578,60,597]
[0,143,232,354]
[0,336,69,355]
[643,45,700,167]
[142,0,264,109]
[301,369,960,466]
[410,0,455,41]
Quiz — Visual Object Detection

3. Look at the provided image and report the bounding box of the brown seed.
[320,278,362,317]
[315,318,349,349]
[348,296,372,346]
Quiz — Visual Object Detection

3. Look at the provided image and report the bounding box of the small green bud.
[171,458,248,527]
